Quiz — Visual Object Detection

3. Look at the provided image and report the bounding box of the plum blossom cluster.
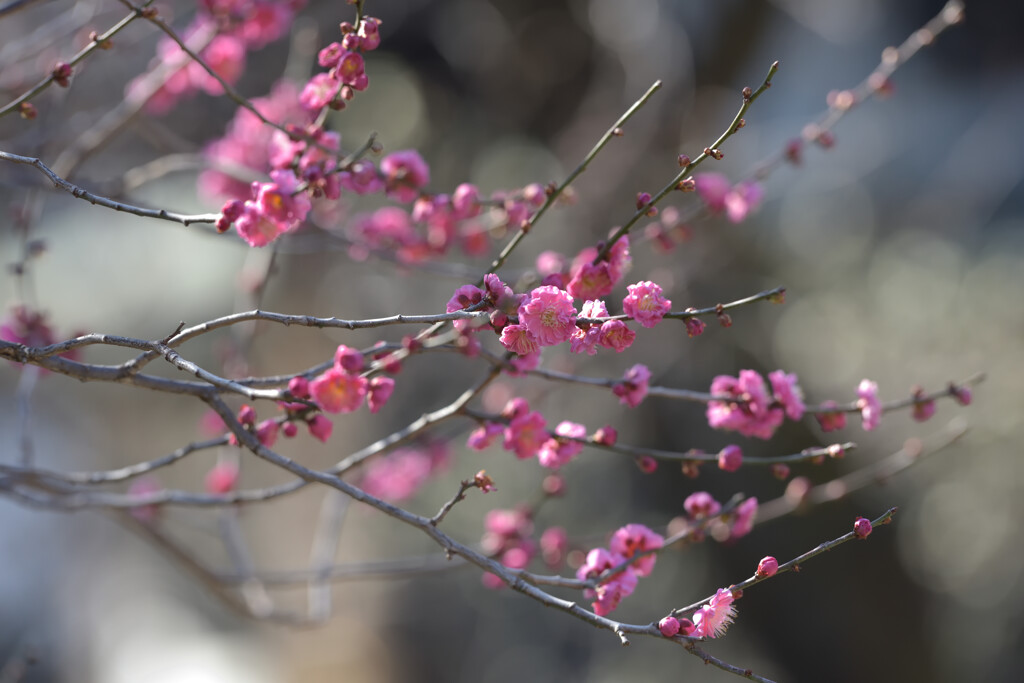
[577,524,664,616]
[308,344,395,415]
[128,0,304,115]
[467,397,589,471]
[299,16,382,114]
[706,369,805,440]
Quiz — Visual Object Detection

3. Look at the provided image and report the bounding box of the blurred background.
[1,0,1022,681]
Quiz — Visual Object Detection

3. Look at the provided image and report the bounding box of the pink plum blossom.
[769,370,805,421]
[503,410,547,459]
[499,324,540,356]
[576,548,638,617]
[622,281,672,328]
[684,491,721,519]
[598,320,636,352]
[310,367,367,414]
[730,497,758,539]
[692,588,737,638]
[537,421,586,469]
[380,150,430,203]
[613,364,651,408]
[857,379,882,431]
[706,370,784,440]
[609,524,664,577]
[307,415,333,442]
[367,376,395,413]
[517,286,577,347]
[205,461,239,494]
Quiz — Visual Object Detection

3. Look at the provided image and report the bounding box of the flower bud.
[757,556,779,577]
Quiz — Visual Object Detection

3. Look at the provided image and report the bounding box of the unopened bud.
[853,516,873,538]
[742,86,753,99]
[17,102,37,120]
[757,556,779,577]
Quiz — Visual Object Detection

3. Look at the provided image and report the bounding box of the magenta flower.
[730,497,758,539]
[684,491,721,519]
[691,588,737,638]
[367,376,395,413]
[451,183,481,218]
[517,286,577,347]
[706,370,784,440]
[300,72,341,111]
[609,523,665,577]
[381,149,430,203]
[622,281,672,328]
[912,388,936,422]
[598,320,636,352]
[566,261,614,301]
[696,173,732,213]
[576,548,638,616]
[467,422,504,451]
[503,410,548,459]
[307,415,334,442]
[537,420,587,469]
[606,235,632,283]
[724,180,763,223]
[854,516,873,538]
[205,461,239,495]
[613,363,651,408]
[310,367,368,414]
[856,379,882,431]
[768,369,806,421]
[540,527,568,567]
[499,324,540,356]
[569,300,608,356]
[255,419,279,447]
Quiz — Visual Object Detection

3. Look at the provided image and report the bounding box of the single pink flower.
[857,379,882,431]
[307,415,333,442]
[467,422,504,451]
[569,300,608,356]
[659,616,680,637]
[684,491,721,519]
[613,364,652,408]
[691,588,737,638]
[255,419,278,447]
[300,72,341,111]
[566,260,614,301]
[696,173,732,213]
[205,461,239,495]
[769,370,805,421]
[576,548,638,617]
[537,420,587,469]
[310,367,368,414]
[730,497,758,539]
[381,149,430,203]
[597,320,635,352]
[609,523,664,577]
[367,376,395,413]
[706,370,784,439]
[503,410,547,459]
[622,281,671,328]
[499,324,540,356]
[517,286,577,347]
